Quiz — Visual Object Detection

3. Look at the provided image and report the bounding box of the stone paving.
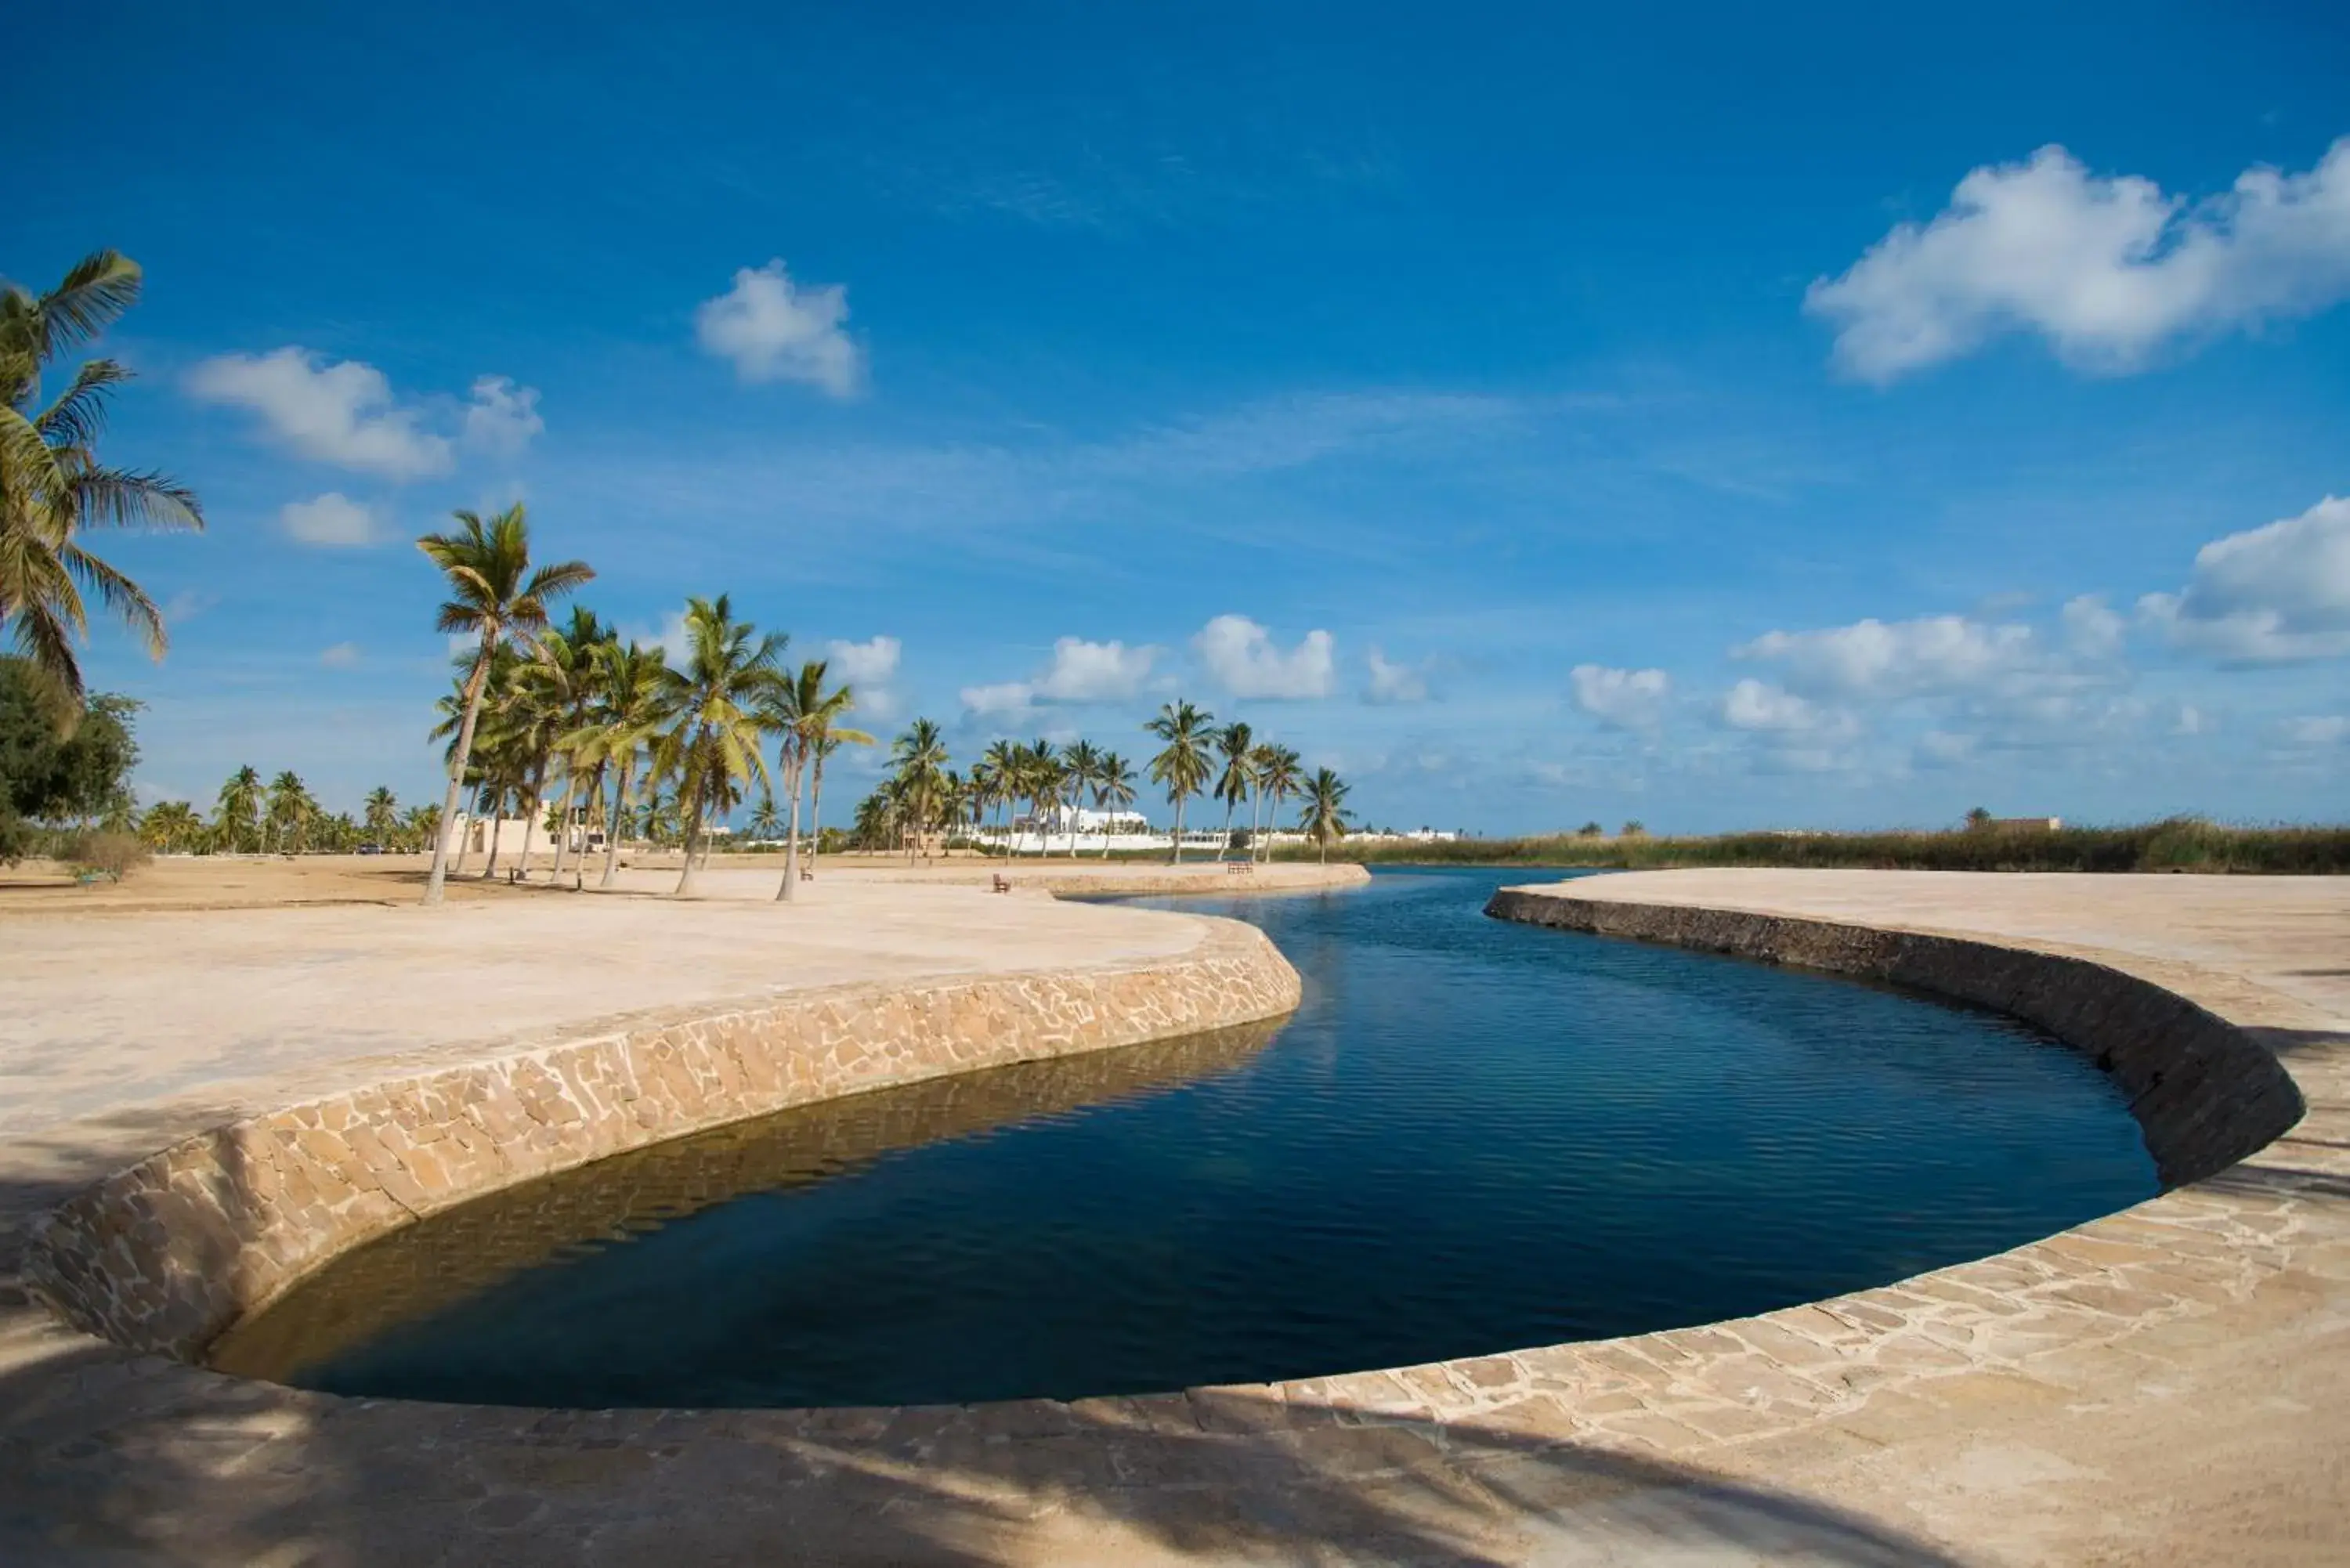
[1,869,2345,1564]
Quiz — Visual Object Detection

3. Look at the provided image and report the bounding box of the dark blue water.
[219,867,2157,1407]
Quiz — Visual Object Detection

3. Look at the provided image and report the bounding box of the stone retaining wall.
[1484,887,2304,1187]
[27,920,1300,1361]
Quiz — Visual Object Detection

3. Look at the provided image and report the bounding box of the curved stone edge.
[24,918,1301,1361]
[1482,887,2305,1189]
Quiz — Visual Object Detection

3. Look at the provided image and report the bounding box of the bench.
[991,874,1013,894]
[1224,859,1255,874]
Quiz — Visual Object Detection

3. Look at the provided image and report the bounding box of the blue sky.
[20,0,2350,832]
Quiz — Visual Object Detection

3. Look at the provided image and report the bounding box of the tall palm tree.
[1211,721,1254,861]
[769,659,871,900]
[363,786,400,845]
[1017,739,1061,858]
[526,607,605,886]
[747,794,783,842]
[1094,751,1137,858]
[568,638,667,889]
[139,800,200,853]
[214,764,262,854]
[655,594,784,896]
[888,718,950,861]
[1060,740,1105,857]
[1298,767,1352,864]
[1253,743,1302,863]
[1,251,204,729]
[1145,699,1214,864]
[415,504,593,905]
[805,722,872,877]
[400,804,439,856]
[264,770,316,854]
[978,738,1021,854]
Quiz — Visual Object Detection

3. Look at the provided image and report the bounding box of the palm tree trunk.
[808,757,827,877]
[674,781,703,896]
[600,758,631,888]
[1249,786,1264,864]
[1218,797,1235,861]
[515,757,547,884]
[484,808,505,879]
[1170,796,1185,864]
[423,646,494,905]
[548,773,574,885]
[778,757,804,902]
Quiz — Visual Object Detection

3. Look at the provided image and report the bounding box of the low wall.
[1484,887,2304,1187]
[27,921,1300,1360]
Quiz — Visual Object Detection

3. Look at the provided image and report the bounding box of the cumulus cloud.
[189,349,454,479]
[2138,495,2350,663]
[1568,664,1671,729]
[2061,594,2128,659]
[824,634,902,721]
[1807,139,2350,381]
[617,609,693,665]
[2283,714,2348,746]
[279,493,378,547]
[317,641,362,669]
[1720,678,1846,734]
[958,681,1035,719]
[695,260,863,396]
[1735,615,2037,699]
[1036,638,1157,701]
[1365,648,1429,704]
[1192,615,1335,699]
[461,376,544,457]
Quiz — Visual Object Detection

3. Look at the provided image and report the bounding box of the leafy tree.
[264,770,317,853]
[1,251,204,727]
[1965,806,1994,830]
[1059,739,1105,858]
[415,504,592,905]
[1145,699,1214,864]
[887,718,951,860]
[213,764,262,854]
[0,658,139,861]
[570,638,669,888]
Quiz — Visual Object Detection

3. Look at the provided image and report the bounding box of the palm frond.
[60,541,166,656]
[34,359,133,450]
[67,465,204,532]
[27,252,143,358]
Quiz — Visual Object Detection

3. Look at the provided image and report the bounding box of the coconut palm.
[363,786,400,845]
[1211,722,1254,860]
[263,770,316,854]
[525,607,605,885]
[769,659,872,900]
[1059,740,1105,857]
[1094,752,1137,858]
[1145,699,1214,864]
[1253,743,1302,863]
[1298,767,1352,864]
[1,251,204,729]
[565,638,667,888]
[654,595,784,895]
[1016,739,1061,857]
[805,721,872,877]
[400,804,439,855]
[747,794,783,843]
[214,764,262,854]
[139,800,200,853]
[888,718,950,860]
[978,739,1021,854]
[415,504,592,905]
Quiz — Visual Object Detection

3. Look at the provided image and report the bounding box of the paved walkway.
[1,869,2344,1565]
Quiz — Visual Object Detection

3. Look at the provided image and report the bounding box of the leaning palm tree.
[1145,699,1214,864]
[1253,743,1302,863]
[1298,767,1352,865]
[654,594,784,896]
[416,505,592,905]
[769,659,871,900]
[1211,721,1254,860]
[1,251,204,730]
[805,721,872,877]
[214,764,262,854]
[1094,752,1137,858]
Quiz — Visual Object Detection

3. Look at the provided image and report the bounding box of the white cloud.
[1569,664,1671,729]
[1735,615,2037,699]
[280,492,378,547]
[461,376,544,457]
[1721,678,1843,734]
[618,609,693,665]
[695,260,863,396]
[2283,714,2348,746]
[1192,615,1336,699]
[1365,648,1429,704]
[824,634,902,721]
[2061,594,2127,659]
[318,641,362,668]
[958,681,1036,718]
[1914,729,1978,768]
[1036,638,1157,701]
[186,349,454,479]
[2138,495,2350,663]
[2175,705,2212,736]
[1808,139,2350,381]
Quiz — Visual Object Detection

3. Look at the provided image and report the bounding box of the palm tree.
[888,718,950,861]
[1060,740,1105,857]
[264,770,316,854]
[770,659,871,900]
[416,504,593,905]
[400,804,439,856]
[1,251,204,729]
[1253,743,1302,863]
[214,764,262,854]
[655,594,784,896]
[1145,699,1214,864]
[1298,767,1352,864]
[566,638,667,888]
[978,739,1021,854]
[363,786,400,845]
[526,607,604,885]
[139,800,200,853]
[1016,739,1061,857]
[1094,751,1137,858]
[805,723,872,877]
[1211,721,1254,860]
[747,794,783,842]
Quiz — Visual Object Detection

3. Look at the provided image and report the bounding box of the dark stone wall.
[1484,889,2304,1189]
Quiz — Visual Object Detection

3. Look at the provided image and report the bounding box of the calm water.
[217,867,2157,1407]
